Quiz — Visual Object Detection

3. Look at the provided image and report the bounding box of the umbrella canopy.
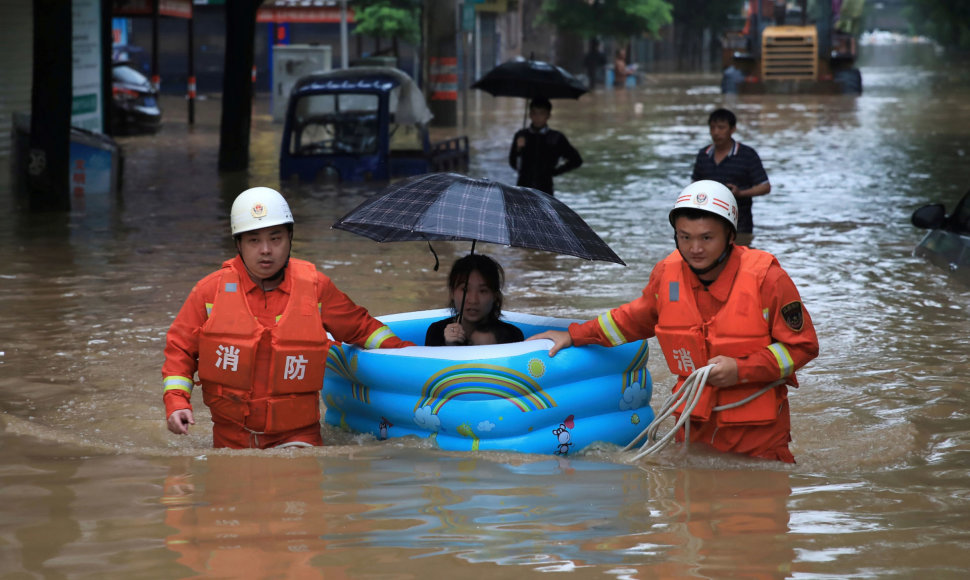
[332,172,625,266]
[471,57,589,100]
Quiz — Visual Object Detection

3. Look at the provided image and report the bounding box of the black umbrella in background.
[471,56,589,125]
[332,172,625,322]
[472,57,589,100]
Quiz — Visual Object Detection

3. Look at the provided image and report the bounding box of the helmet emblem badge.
[251,203,268,218]
[694,193,708,206]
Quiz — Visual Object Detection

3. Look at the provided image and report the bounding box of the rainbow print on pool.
[323,309,653,455]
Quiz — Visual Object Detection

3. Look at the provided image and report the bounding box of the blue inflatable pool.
[323,309,653,456]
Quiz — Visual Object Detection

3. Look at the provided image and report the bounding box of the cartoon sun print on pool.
[527,358,546,378]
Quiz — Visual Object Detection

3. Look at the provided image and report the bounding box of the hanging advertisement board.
[72,0,103,132]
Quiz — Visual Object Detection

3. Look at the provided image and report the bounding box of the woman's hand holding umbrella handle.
[526,330,573,357]
[445,322,467,346]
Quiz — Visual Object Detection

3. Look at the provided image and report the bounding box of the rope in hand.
[623,365,784,463]
[623,364,715,462]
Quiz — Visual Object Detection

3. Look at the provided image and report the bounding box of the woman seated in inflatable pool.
[323,250,654,455]
[425,254,524,347]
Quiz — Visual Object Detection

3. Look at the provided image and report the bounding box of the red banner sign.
[113,0,193,19]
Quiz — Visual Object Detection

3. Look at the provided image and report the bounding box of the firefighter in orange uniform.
[163,187,414,449]
[529,181,818,462]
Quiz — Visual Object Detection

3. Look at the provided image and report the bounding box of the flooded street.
[2,45,970,578]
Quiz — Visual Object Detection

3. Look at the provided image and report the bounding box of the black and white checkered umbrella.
[332,172,625,265]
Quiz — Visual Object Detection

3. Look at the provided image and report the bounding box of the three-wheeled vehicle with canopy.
[280,67,468,183]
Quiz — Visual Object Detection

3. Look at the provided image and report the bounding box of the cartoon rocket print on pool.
[455,423,481,450]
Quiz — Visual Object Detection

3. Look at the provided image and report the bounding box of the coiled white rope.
[624,364,783,462]
[623,364,714,461]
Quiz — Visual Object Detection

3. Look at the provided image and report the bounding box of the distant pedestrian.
[613,48,636,87]
[691,108,770,245]
[508,97,583,196]
[583,39,606,89]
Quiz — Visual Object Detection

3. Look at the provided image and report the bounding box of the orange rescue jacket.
[654,249,786,427]
[197,259,328,434]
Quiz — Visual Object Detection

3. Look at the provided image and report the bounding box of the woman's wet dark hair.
[447,253,505,323]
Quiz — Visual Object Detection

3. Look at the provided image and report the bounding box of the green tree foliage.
[539,0,674,40]
[670,0,745,35]
[667,0,745,68]
[903,0,970,51]
[352,0,422,52]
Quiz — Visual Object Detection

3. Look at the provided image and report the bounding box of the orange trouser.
[212,421,324,449]
[677,399,795,463]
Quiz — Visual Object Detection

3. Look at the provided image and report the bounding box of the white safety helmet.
[669,180,738,232]
[230,187,294,236]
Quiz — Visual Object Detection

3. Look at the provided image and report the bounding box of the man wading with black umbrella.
[509,97,583,196]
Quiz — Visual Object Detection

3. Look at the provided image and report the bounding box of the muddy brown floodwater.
[2,45,970,578]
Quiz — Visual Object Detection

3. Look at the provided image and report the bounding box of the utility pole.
[218,0,263,172]
[27,0,72,211]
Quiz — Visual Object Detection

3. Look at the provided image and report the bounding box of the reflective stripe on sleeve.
[205,302,213,317]
[365,325,395,349]
[768,342,794,378]
[163,375,195,394]
[597,312,627,346]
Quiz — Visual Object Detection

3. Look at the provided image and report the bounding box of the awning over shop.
[257,0,356,24]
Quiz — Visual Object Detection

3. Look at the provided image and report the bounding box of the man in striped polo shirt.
[691,108,771,245]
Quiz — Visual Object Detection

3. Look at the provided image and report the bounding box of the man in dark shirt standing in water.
[509,97,583,196]
[691,108,771,245]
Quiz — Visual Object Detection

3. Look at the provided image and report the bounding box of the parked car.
[111,45,150,75]
[911,188,970,285]
[111,62,161,135]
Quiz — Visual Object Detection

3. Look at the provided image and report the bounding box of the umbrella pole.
[457,240,476,325]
